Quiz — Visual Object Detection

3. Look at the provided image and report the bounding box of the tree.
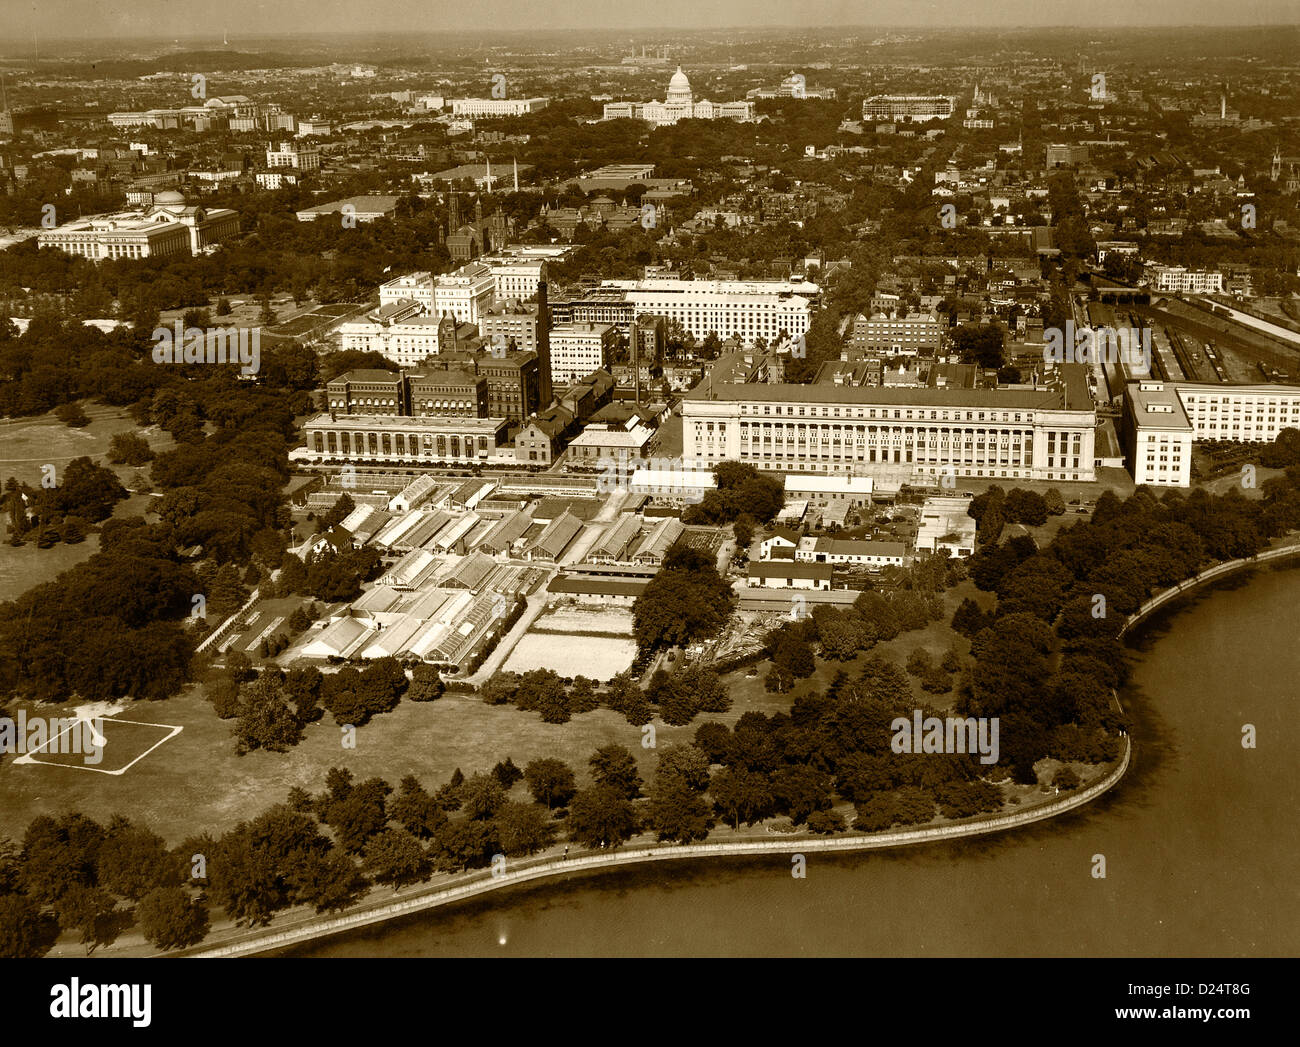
[709,766,774,828]
[524,758,577,809]
[389,775,448,839]
[569,675,600,714]
[108,432,155,466]
[906,647,934,677]
[515,668,570,724]
[56,885,129,954]
[732,513,756,549]
[493,802,555,856]
[291,850,368,914]
[363,829,432,890]
[806,809,846,834]
[567,785,637,849]
[492,757,524,791]
[589,744,643,800]
[408,664,444,702]
[1043,487,1066,516]
[458,773,507,821]
[19,812,105,905]
[772,765,834,825]
[771,628,815,679]
[0,895,60,958]
[56,401,90,428]
[632,544,735,652]
[654,745,712,793]
[50,457,126,522]
[96,816,181,901]
[480,670,520,706]
[234,673,303,754]
[646,778,713,843]
[1052,766,1081,791]
[321,777,393,853]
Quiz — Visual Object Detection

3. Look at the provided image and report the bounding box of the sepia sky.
[1,0,1297,42]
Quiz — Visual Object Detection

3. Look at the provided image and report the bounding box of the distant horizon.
[1,0,1298,48]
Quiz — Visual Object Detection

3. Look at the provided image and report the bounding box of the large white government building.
[37,190,239,260]
[682,367,1098,483]
[599,277,818,347]
[603,67,755,126]
[861,95,956,123]
[1123,379,1300,488]
[449,98,549,117]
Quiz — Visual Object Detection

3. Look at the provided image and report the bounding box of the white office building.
[379,272,436,312]
[450,98,549,117]
[433,263,497,325]
[1174,383,1300,444]
[861,95,956,123]
[1146,265,1224,294]
[1121,381,1194,487]
[550,323,618,385]
[599,277,818,347]
[683,367,1097,482]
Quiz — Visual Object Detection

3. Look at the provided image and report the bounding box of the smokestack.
[632,322,641,406]
[536,274,554,409]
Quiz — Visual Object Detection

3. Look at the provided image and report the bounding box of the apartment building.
[267,141,320,170]
[850,312,944,356]
[1146,265,1224,294]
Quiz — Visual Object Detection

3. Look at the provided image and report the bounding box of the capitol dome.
[666,66,693,105]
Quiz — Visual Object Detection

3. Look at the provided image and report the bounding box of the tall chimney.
[536,273,554,409]
[632,321,641,406]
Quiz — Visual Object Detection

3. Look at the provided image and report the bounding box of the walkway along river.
[257,553,1300,957]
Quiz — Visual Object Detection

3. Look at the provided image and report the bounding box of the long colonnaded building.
[682,364,1097,483]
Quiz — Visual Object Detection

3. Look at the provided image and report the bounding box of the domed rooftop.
[154,189,186,207]
[666,66,692,104]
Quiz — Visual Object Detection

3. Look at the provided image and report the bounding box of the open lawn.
[0,407,174,602]
[0,673,795,848]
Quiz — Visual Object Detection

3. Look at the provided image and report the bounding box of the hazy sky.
[3,0,1297,42]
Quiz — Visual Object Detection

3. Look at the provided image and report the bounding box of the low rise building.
[795,537,906,568]
[746,562,833,590]
[915,496,977,557]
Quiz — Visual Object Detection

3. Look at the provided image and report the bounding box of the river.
[281,565,1300,957]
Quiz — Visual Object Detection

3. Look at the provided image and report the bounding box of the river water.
[283,566,1300,957]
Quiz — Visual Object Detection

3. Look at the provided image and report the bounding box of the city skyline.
[2,0,1299,45]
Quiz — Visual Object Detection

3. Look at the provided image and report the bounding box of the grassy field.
[0,673,798,848]
[0,407,174,602]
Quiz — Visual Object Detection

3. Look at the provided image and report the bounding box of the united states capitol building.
[603,67,755,126]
